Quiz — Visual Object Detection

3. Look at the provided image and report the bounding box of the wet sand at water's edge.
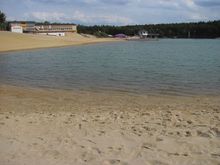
[0,84,220,165]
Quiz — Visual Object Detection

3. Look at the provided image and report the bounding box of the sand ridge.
[0,85,220,165]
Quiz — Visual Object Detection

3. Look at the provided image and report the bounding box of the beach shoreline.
[0,31,123,53]
[1,32,220,164]
[0,40,122,54]
[0,84,220,165]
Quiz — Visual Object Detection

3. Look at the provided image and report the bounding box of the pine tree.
[0,11,6,23]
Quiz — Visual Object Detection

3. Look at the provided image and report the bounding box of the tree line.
[78,21,220,38]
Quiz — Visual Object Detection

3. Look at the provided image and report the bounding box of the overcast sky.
[0,0,220,25]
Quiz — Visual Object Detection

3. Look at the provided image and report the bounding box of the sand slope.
[0,31,120,52]
[0,85,220,165]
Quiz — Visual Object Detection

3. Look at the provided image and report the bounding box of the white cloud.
[71,11,133,25]
[27,12,65,21]
[24,11,133,25]
[188,12,207,20]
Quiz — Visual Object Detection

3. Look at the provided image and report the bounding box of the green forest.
[78,20,220,38]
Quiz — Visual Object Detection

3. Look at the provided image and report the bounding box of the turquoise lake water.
[0,39,220,95]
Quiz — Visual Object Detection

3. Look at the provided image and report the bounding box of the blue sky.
[0,0,220,25]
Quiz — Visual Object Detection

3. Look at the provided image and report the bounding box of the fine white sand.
[0,85,220,165]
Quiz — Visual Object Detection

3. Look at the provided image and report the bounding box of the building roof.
[8,21,35,24]
[35,23,77,26]
[8,21,77,26]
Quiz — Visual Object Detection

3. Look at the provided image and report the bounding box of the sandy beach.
[0,84,220,165]
[0,31,220,165]
[0,31,121,53]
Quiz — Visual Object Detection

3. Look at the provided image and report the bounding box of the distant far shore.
[0,31,123,53]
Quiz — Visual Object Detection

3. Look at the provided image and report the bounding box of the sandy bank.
[0,85,220,165]
[0,31,122,52]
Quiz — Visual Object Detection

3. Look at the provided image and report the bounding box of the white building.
[9,22,77,36]
[139,30,149,37]
[138,30,159,39]
[34,24,77,36]
[11,24,23,33]
[38,32,65,37]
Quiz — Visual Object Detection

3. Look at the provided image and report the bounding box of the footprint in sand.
[92,147,102,155]
[185,131,192,137]
[98,130,105,136]
[211,153,220,158]
[210,127,220,137]
[168,152,180,156]
[156,137,163,142]
[102,159,128,165]
[187,120,193,124]
[141,142,155,151]
[0,122,5,125]
[150,160,169,165]
[197,130,212,138]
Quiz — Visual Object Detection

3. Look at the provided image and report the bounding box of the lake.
[0,39,220,96]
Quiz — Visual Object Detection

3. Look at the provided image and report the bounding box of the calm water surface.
[0,39,220,95]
